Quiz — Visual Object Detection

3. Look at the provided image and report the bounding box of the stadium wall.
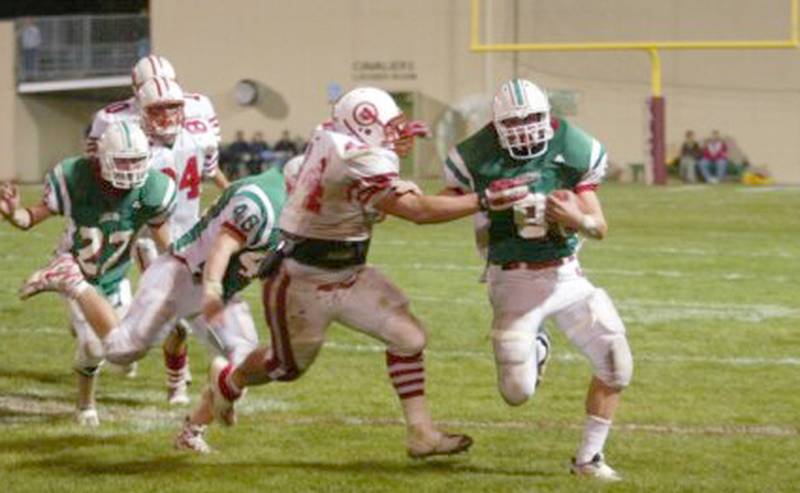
[0,22,15,180]
[2,2,798,183]
[151,0,800,184]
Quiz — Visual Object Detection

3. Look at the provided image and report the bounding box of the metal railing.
[16,14,149,83]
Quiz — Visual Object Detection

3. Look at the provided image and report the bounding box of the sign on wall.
[352,60,417,81]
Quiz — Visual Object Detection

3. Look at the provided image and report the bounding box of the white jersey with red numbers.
[182,92,221,142]
[151,118,219,238]
[86,97,140,155]
[279,126,400,242]
[86,92,220,154]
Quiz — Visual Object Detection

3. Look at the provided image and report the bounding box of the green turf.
[1,182,798,492]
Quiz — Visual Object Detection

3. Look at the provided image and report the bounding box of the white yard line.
[1,392,794,438]
[323,341,800,367]
[374,239,799,260]
[374,261,795,284]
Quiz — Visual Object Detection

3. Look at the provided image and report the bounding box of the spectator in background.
[273,129,298,155]
[292,134,308,155]
[227,130,252,179]
[678,130,701,183]
[698,130,728,184]
[20,18,42,80]
[249,131,271,175]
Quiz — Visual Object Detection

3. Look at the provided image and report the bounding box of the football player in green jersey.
[0,121,176,426]
[18,167,286,452]
[442,79,633,481]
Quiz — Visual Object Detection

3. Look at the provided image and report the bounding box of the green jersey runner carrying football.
[443,79,633,482]
[0,121,176,427]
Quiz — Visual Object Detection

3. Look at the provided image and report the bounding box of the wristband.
[579,215,601,239]
[477,192,489,212]
[12,208,32,229]
[204,280,224,298]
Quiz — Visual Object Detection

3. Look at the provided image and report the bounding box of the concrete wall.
[0,22,15,180]
[3,1,799,183]
[0,20,97,182]
[150,0,800,183]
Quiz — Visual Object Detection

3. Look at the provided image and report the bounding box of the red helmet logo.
[352,102,378,126]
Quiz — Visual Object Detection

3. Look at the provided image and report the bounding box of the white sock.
[575,415,612,464]
[401,396,434,435]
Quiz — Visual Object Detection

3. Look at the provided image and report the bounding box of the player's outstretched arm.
[377,176,532,225]
[376,191,481,225]
[0,182,53,230]
[546,189,608,240]
[201,228,244,322]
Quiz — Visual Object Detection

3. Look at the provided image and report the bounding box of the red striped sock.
[386,351,425,400]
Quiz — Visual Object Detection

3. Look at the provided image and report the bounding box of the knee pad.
[491,329,537,406]
[74,364,101,378]
[383,309,427,356]
[74,338,104,373]
[557,289,633,389]
[103,328,148,366]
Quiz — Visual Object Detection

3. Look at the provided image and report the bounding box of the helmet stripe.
[121,122,132,149]
[512,79,525,107]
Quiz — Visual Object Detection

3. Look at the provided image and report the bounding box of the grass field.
[1,181,799,492]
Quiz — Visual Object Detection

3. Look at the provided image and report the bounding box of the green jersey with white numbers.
[171,168,286,301]
[444,118,607,264]
[43,157,177,296]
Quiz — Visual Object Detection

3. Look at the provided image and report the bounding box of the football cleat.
[406,430,474,459]
[535,329,551,387]
[208,356,243,426]
[174,417,212,454]
[75,407,100,427]
[571,453,622,482]
[19,253,86,300]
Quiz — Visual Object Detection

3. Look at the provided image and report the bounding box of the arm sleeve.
[344,146,400,208]
[146,176,177,226]
[443,147,474,194]
[197,94,221,142]
[202,141,220,178]
[42,166,64,215]
[574,138,607,193]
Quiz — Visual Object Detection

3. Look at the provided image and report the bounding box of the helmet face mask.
[492,79,554,160]
[137,78,185,142]
[331,87,429,158]
[97,122,151,189]
[143,101,185,141]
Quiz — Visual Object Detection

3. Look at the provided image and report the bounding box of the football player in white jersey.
[135,76,230,404]
[204,87,533,458]
[82,54,229,399]
[85,54,223,157]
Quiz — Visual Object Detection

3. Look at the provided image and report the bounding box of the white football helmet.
[96,121,151,189]
[137,77,185,141]
[331,87,424,156]
[131,55,177,91]
[492,79,554,160]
